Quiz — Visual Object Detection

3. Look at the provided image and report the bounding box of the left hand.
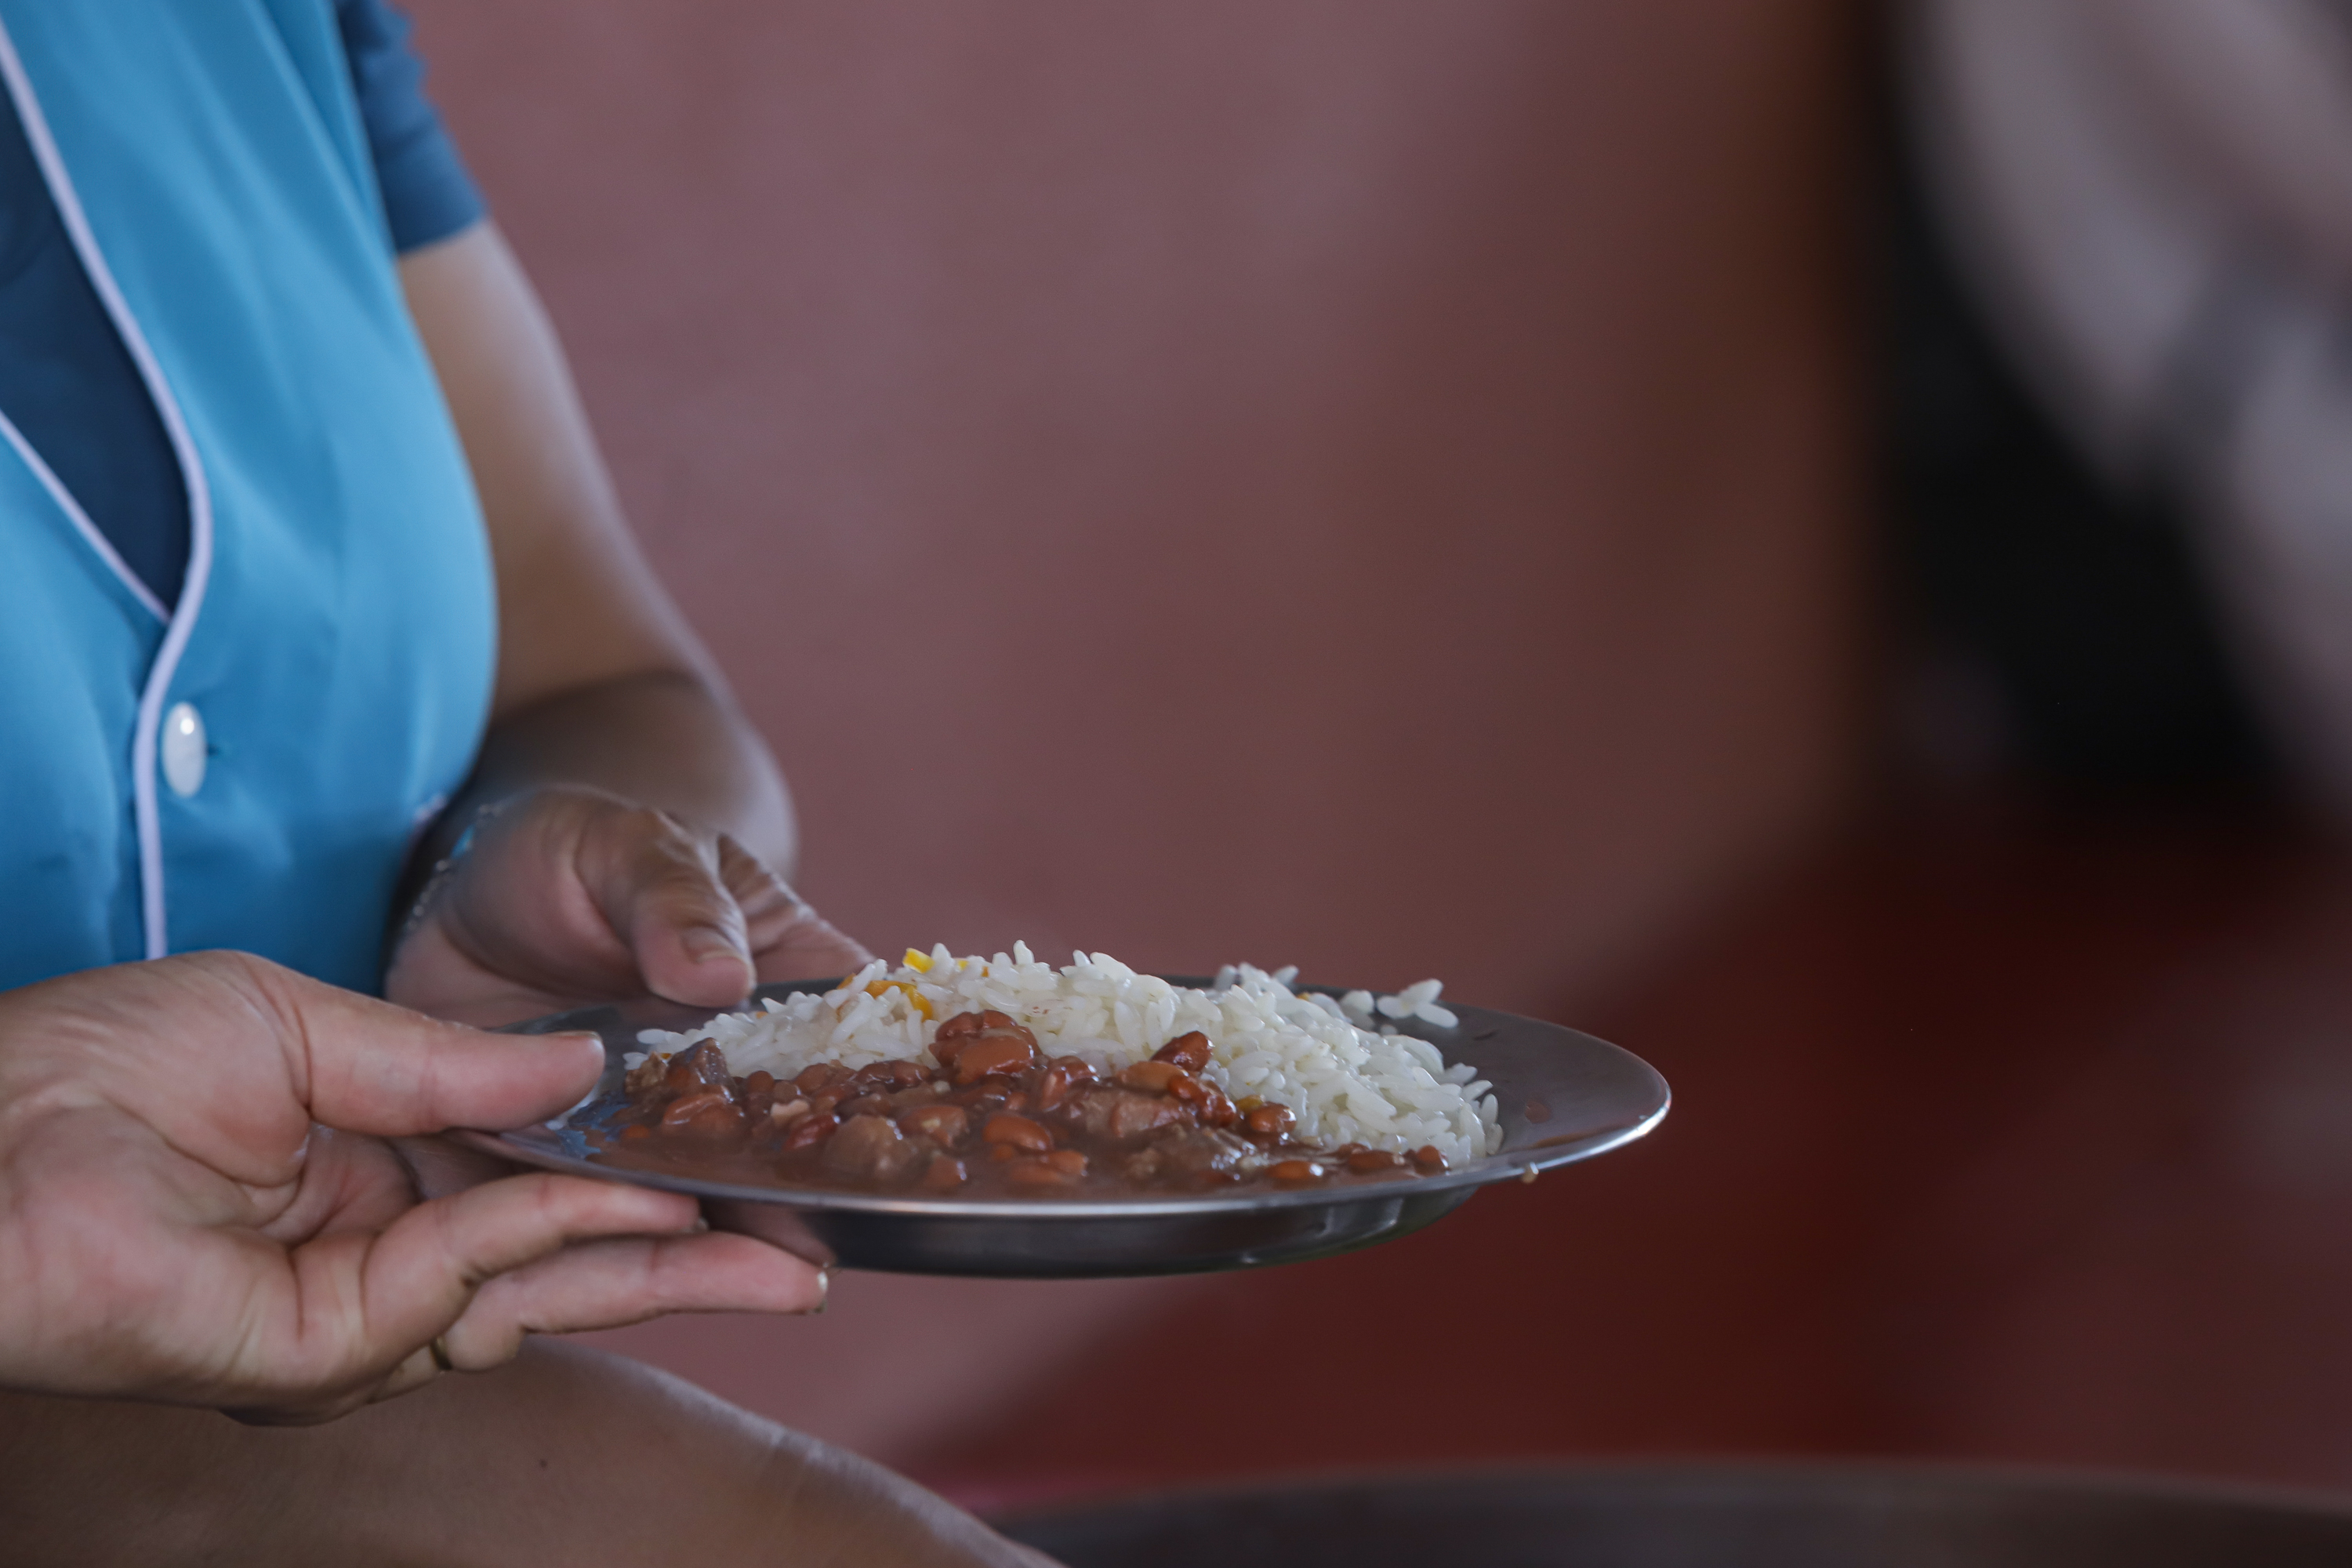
[385,787,873,1026]
[0,953,826,1423]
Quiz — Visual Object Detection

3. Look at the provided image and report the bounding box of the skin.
[384,220,871,1028]
[0,226,1034,1564]
[0,952,823,1421]
[0,1341,1053,1568]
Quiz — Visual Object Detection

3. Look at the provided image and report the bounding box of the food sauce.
[587,1011,1452,1197]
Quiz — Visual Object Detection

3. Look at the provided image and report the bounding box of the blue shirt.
[0,0,497,990]
[0,0,481,609]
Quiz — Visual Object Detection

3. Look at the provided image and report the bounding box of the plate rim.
[463,978,1671,1220]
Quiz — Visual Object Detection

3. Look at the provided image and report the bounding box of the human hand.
[384,786,873,1027]
[0,952,824,1423]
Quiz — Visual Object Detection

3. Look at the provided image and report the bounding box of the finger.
[229,956,608,1139]
[390,1131,533,1202]
[224,1341,444,1427]
[332,1174,702,1372]
[716,837,875,982]
[441,1232,828,1368]
[580,810,758,1007]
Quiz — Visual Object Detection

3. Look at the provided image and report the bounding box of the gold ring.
[429,1335,455,1373]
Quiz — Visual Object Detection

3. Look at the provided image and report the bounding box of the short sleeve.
[336,0,487,252]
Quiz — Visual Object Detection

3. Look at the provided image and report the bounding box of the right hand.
[385,786,873,1027]
[0,951,824,1423]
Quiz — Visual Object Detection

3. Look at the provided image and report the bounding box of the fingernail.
[681,927,742,965]
[799,1265,831,1316]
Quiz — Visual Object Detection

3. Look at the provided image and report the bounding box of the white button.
[162,702,206,798]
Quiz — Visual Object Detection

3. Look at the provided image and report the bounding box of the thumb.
[581,808,757,1009]
[265,974,606,1138]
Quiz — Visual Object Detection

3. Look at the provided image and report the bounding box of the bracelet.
[390,797,510,956]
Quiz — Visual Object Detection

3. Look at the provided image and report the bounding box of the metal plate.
[993,1465,2352,1568]
[457,979,1668,1279]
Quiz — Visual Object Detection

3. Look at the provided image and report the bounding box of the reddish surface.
[909,806,2352,1508]
[404,0,1864,1012]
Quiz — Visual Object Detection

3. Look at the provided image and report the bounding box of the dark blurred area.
[405,0,2352,1515]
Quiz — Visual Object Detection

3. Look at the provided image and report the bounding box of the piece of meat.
[822,1114,927,1185]
[1144,1126,1263,1181]
[898,1102,970,1147]
[1056,1083,1189,1144]
[663,1041,734,1095]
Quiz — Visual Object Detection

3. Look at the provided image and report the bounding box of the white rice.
[630,944,1502,1162]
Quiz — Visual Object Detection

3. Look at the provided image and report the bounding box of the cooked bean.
[934,1010,1035,1069]
[1152,1031,1214,1074]
[1035,1056,1096,1112]
[682,1103,746,1140]
[983,1112,1054,1152]
[662,1089,733,1127]
[1117,1060,1181,1094]
[1004,1158,1078,1189]
[951,1034,1037,1083]
[1242,1103,1295,1139]
[780,1112,839,1151]
[612,1031,1463,1199]
[794,1062,850,1094]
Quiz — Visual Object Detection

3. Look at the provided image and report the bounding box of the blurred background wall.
[405,0,1864,1018]
[404,0,1862,1474]
[389,0,2352,1508]
[405,0,1865,1471]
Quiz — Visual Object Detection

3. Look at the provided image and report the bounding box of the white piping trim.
[0,19,216,961]
[0,407,171,623]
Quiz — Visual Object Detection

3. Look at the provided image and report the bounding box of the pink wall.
[406,0,1864,1465]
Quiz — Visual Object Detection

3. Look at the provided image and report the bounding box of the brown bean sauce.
[585,1014,1454,1197]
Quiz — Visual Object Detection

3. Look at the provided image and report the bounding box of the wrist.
[383,797,516,972]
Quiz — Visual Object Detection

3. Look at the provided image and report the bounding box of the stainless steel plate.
[459,979,1668,1279]
[994,1465,2352,1567]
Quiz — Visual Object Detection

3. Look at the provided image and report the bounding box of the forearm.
[0,1342,1040,1568]
[401,225,799,880]
[424,669,799,874]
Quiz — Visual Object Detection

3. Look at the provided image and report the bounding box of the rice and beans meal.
[593,946,1502,1197]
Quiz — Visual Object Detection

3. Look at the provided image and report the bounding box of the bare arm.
[399,221,795,871]
[0,1342,1048,1568]
[386,225,866,1023]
